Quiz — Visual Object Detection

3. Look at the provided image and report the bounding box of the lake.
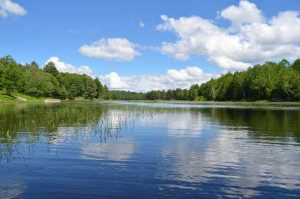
[0,102,300,198]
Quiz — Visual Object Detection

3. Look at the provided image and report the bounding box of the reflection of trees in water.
[0,103,140,163]
[1,104,300,163]
[128,106,300,141]
[157,108,300,198]
[198,108,300,142]
[161,127,300,198]
[0,103,104,140]
[1,103,300,197]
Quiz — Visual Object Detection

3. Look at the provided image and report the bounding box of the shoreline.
[110,100,300,108]
[2,97,300,108]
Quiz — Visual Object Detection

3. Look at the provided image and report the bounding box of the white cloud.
[99,66,216,92]
[220,0,264,25]
[139,21,145,28]
[79,38,140,61]
[102,72,128,89]
[0,0,26,18]
[45,57,93,76]
[157,0,300,70]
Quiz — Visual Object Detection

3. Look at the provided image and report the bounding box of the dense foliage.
[110,90,146,100]
[197,60,300,101]
[140,59,300,101]
[0,56,109,100]
[1,56,300,102]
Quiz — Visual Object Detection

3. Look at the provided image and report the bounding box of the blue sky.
[1,0,300,91]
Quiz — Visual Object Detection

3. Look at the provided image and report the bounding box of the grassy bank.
[1,92,300,108]
[0,91,45,103]
[0,93,103,104]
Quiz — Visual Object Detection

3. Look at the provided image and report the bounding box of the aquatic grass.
[1,102,300,164]
[0,103,145,163]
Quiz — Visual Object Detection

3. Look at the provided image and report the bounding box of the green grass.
[1,90,300,107]
[14,92,45,102]
[0,91,45,103]
[0,94,16,101]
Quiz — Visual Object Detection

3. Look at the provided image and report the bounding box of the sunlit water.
[0,102,300,198]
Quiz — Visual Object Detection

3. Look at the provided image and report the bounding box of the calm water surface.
[0,102,300,198]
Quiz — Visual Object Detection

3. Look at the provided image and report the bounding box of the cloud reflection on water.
[159,111,300,198]
[0,181,26,199]
[81,140,135,161]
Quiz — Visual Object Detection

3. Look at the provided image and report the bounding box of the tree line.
[111,59,300,102]
[0,56,110,99]
[1,56,300,102]
[155,59,300,101]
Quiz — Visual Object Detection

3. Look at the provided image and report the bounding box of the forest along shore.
[1,56,300,102]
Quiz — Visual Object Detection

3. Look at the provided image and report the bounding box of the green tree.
[188,84,199,101]
[23,66,60,98]
[279,59,290,67]
[30,61,39,69]
[44,62,59,76]
[2,64,22,95]
[0,56,22,95]
[94,78,104,99]
[83,75,97,99]
[292,59,300,72]
[103,85,110,100]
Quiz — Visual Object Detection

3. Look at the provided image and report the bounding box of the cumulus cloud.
[157,0,300,70]
[220,0,264,25]
[99,66,216,92]
[0,0,26,17]
[45,57,93,76]
[79,38,140,61]
[103,72,128,89]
